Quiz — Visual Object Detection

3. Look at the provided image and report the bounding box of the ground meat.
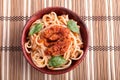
[41,25,71,56]
[45,38,71,56]
[43,25,70,41]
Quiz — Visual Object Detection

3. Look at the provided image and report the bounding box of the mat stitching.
[0,16,120,21]
[0,46,120,51]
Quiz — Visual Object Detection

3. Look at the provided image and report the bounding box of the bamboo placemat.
[0,0,120,80]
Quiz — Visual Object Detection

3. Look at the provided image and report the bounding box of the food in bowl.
[24,12,83,70]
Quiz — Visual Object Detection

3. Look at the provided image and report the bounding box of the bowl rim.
[21,6,89,75]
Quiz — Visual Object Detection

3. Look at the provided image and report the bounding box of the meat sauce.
[41,25,71,56]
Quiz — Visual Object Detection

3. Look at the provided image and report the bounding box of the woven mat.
[0,0,120,80]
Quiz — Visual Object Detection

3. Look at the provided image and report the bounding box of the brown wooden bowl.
[21,7,89,75]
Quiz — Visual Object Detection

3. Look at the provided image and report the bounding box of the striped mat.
[0,0,120,80]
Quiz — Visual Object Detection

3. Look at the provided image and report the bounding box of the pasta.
[25,12,83,70]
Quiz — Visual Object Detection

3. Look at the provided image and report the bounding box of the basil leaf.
[29,23,43,35]
[48,56,67,67]
[67,20,79,33]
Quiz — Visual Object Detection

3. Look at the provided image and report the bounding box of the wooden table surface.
[0,0,120,80]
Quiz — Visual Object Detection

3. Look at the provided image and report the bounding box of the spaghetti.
[25,12,83,70]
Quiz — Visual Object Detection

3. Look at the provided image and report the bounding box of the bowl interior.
[21,7,89,74]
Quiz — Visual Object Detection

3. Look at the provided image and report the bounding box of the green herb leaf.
[67,20,79,33]
[29,23,43,35]
[48,56,67,67]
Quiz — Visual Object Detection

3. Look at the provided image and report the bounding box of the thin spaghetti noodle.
[25,12,83,70]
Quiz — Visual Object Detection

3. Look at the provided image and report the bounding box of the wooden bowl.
[21,7,89,75]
